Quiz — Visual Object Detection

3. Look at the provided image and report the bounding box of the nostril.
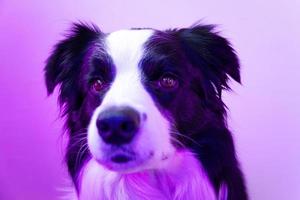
[120,120,136,132]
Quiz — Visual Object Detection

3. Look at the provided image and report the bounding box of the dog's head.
[45,23,240,174]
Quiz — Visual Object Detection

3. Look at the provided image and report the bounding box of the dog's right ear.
[173,24,241,98]
[44,22,102,95]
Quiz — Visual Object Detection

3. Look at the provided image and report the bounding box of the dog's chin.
[93,150,154,173]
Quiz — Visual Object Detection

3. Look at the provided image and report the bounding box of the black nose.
[96,106,140,145]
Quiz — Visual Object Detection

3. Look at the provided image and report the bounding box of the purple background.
[0,0,299,199]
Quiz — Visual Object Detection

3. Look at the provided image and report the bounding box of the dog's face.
[45,23,240,175]
[87,29,176,171]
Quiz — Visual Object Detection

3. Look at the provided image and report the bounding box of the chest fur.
[76,152,218,200]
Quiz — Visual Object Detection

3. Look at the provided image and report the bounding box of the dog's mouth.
[94,146,152,172]
[110,153,135,163]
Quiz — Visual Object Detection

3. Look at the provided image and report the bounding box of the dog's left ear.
[174,24,241,96]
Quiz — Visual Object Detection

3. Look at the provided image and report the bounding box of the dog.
[45,22,248,200]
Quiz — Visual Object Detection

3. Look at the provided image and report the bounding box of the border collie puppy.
[45,22,248,200]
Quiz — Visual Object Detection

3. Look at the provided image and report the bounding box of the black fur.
[141,26,247,199]
[45,22,115,186]
[45,22,248,199]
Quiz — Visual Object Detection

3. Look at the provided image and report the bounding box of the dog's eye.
[91,79,105,92]
[159,74,178,90]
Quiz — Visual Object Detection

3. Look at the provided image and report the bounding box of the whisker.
[170,136,185,148]
[72,131,88,138]
[67,137,87,149]
[74,143,89,170]
[171,131,204,149]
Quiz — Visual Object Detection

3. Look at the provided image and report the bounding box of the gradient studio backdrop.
[0,0,299,199]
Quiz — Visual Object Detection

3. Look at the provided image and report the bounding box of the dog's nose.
[96,106,140,145]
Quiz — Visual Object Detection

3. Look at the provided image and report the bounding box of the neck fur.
[77,151,218,200]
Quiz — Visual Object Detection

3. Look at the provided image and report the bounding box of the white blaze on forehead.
[106,29,153,73]
[102,29,154,107]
